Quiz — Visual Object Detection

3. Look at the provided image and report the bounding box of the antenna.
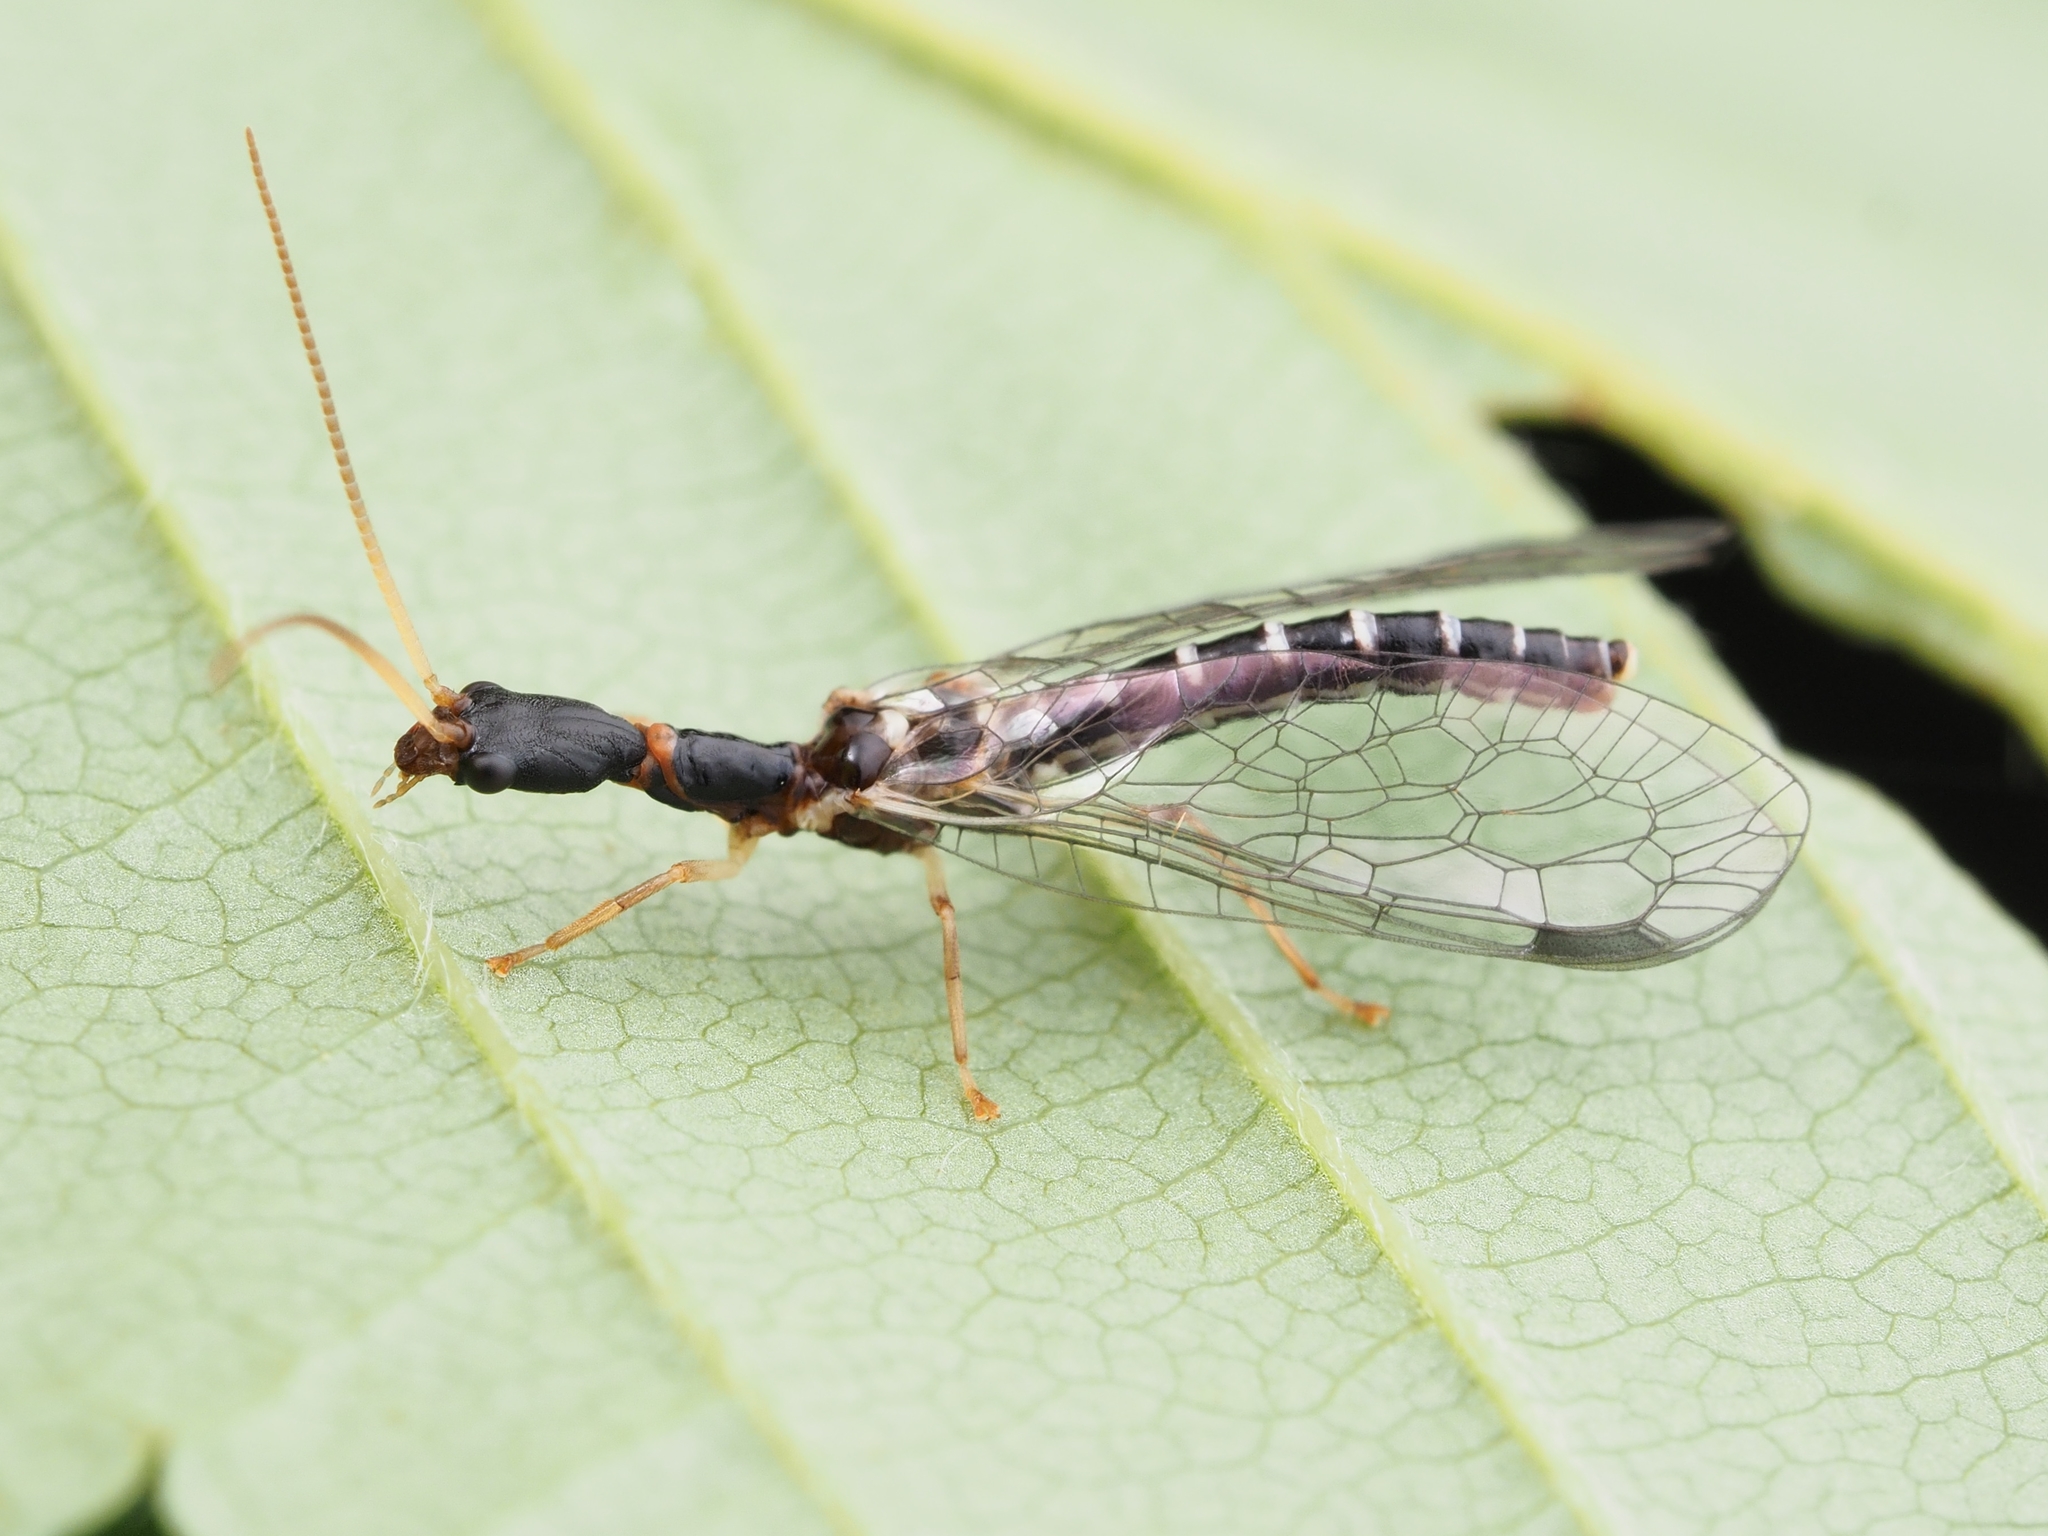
[242,128,463,727]
[210,612,455,741]
[222,130,466,748]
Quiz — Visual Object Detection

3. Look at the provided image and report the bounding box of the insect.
[227,133,1808,1122]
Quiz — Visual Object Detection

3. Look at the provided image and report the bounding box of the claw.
[485,947,541,977]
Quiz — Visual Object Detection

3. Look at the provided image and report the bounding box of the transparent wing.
[853,653,1806,969]
[961,520,1727,686]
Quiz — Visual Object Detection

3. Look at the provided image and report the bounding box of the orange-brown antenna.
[244,128,458,718]
[211,613,452,740]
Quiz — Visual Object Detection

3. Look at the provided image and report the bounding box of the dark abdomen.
[1141,608,1631,681]
[1010,607,1634,784]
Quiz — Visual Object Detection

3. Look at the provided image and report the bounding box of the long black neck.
[635,725,802,818]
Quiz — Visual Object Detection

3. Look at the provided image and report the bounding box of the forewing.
[959,520,1727,686]
[855,655,1807,969]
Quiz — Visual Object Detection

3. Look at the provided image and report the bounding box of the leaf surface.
[0,1,2045,1534]
[778,0,2048,750]
[0,284,826,1535]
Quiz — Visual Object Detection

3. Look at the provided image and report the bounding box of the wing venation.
[853,649,1805,969]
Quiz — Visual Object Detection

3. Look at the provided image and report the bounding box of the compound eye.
[462,751,516,794]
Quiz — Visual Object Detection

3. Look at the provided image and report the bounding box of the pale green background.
[1,2,2045,1533]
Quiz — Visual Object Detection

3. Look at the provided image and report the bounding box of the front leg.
[486,825,760,975]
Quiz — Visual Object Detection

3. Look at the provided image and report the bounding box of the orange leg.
[1145,806,1389,1026]
[917,847,1001,1122]
[1236,887,1388,1026]
[486,826,760,975]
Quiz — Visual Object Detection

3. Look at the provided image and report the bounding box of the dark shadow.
[77,1485,170,1536]
[1503,418,2048,944]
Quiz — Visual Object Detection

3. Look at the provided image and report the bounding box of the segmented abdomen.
[1138,607,1631,681]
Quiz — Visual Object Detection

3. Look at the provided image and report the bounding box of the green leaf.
[0,263,828,1536]
[1,2,2044,1534]
[784,0,2048,754]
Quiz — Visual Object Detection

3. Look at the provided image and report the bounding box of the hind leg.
[1141,805,1388,1025]
[1239,890,1389,1026]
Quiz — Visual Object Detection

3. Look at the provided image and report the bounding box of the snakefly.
[226,133,1808,1122]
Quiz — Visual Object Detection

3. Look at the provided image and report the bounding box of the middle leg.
[916,847,1001,1122]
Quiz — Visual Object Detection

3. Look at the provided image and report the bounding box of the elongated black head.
[393,680,648,796]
